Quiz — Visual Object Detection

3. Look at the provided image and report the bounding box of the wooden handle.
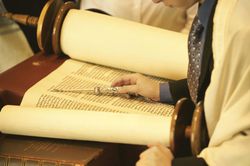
[0,12,38,26]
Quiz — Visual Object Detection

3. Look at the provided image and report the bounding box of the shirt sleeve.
[160,79,191,104]
[159,82,174,104]
[172,157,208,166]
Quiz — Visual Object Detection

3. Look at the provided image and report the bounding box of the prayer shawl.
[200,0,250,165]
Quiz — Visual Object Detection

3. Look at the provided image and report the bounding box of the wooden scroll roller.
[0,0,209,157]
[170,98,209,157]
[0,0,78,54]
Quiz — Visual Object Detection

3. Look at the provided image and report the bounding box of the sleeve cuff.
[159,82,174,104]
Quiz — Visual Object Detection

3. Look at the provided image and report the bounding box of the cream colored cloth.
[81,0,196,32]
[199,0,250,165]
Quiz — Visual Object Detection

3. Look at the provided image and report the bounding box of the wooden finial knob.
[170,98,194,157]
[170,98,209,157]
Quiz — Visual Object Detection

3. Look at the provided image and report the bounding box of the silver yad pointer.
[51,86,120,95]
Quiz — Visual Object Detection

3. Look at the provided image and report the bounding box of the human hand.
[111,73,160,101]
[136,145,174,166]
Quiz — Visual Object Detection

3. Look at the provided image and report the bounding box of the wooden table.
[0,52,65,108]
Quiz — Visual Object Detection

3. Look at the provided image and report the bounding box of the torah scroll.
[60,9,188,80]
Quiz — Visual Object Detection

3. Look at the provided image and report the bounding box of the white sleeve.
[200,129,250,166]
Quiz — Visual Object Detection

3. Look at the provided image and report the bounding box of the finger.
[111,74,136,87]
[112,76,134,87]
[112,73,142,87]
[136,159,151,166]
[117,85,138,94]
[147,144,158,148]
[147,142,166,148]
[139,146,159,159]
[139,148,151,159]
[148,144,170,153]
[156,145,169,153]
[155,145,174,159]
[135,160,142,166]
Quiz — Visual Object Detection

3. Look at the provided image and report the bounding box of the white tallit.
[199,0,250,165]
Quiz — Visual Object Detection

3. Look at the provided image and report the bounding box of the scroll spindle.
[0,12,38,27]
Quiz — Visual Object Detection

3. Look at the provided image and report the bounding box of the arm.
[112,73,190,104]
[111,73,161,102]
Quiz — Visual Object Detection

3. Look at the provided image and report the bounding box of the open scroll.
[0,9,188,146]
[0,60,174,145]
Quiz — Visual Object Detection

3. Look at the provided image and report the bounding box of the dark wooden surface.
[0,53,65,108]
